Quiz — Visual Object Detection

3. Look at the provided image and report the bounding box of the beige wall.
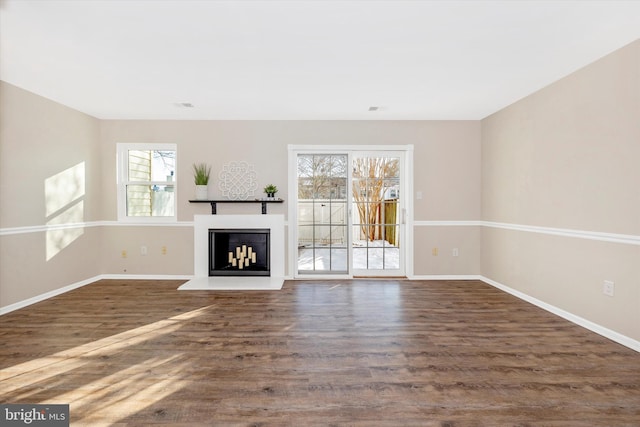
[414,226,481,276]
[1,88,482,308]
[0,82,103,305]
[481,40,640,341]
[101,226,194,276]
[98,120,481,221]
[98,120,482,277]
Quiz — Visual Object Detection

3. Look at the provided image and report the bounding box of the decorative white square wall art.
[218,161,258,200]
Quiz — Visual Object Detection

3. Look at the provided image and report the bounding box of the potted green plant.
[193,163,211,200]
[263,184,278,199]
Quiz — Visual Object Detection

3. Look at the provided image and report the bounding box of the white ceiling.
[1,0,639,120]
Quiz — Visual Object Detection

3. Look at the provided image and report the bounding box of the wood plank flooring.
[1,279,639,426]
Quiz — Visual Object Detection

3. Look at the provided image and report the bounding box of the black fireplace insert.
[209,229,270,276]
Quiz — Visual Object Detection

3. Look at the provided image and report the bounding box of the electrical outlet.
[603,280,615,297]
[452,248,459,257]
[121,250,127,258]
[140,246,147,256]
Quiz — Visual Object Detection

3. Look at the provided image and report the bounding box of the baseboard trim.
[99,274,193,281]
[0,275,100,315]
[480,276,640,353]
[409,274,482,281]
[0,274,194,315]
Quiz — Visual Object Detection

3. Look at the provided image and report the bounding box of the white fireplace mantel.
[179,214,285,290]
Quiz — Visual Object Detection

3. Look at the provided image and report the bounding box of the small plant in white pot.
[193,163,211,200]
[263,184,278,199]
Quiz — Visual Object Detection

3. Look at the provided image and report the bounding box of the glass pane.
[312,201,330,223]
[329,201,347,225]
[368,247,384,269]
[152,186,175,216]
[331,249,348,271]
[151,150,176,181]
[128,150,151,181]
[353,201,366,224]
[297,155,314,178]
[126,185,174,217]
[384,225,400,247]
[297,177,314,199]
[297,202,314,226]
[353,248,367,269]
[353,225,368,243]
[127,185,151,216]
[297,247,314,271]
[331,156,347,178]
[128,150,175,182]
[353,178,366,198]
[383,158,400,177]
[384,178,400,199]
[314,185,332,199]
[331,177,347,200]
[311,249,329,270]
[328,225,347,246]
[383,247,400,269]
[313,225,332,245]
[297,225,314,248]
[382,200,399,226]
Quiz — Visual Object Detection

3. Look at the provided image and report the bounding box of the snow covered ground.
[298,240,399,271]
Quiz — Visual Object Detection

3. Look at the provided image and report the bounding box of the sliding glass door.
[292,147,408,277]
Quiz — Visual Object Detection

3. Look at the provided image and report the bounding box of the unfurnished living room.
[1,1,639,425]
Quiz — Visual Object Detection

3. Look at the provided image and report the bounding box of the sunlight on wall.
[45,162,86,261]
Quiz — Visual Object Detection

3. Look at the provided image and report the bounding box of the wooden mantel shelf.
[189,199,284,214]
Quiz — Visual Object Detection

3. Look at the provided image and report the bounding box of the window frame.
[116,143,178,223]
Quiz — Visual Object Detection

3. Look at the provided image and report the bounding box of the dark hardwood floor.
[1,279,639,426]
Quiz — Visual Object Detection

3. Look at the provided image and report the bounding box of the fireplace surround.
[179,214,285,290]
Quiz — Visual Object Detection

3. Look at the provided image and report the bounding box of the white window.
[117,143,177,222]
